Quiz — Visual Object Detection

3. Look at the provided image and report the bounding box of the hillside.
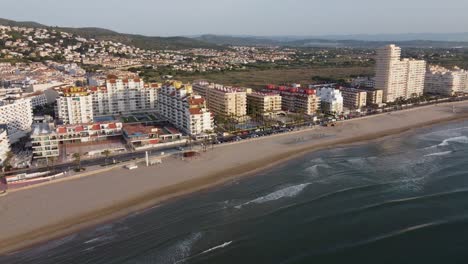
[0,18,223,50]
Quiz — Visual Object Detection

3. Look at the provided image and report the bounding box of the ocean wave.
[424,151,453,157]
[83,234,115,245]
[302,188,468,225]
[438,136,468,147]
[165,232,203,264]
[235,183,311,209]
[201,241,233,254]
[304,164,331,174]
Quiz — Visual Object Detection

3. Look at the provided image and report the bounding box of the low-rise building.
[339,87,367,109]
[122,124,183,150]
[31,121,123,159]
[246,92,282,115]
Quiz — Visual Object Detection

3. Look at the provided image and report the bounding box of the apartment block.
[364,89,384,106]
[375,45,426,102]
[56,87,94,125]
[0,98,33,142]
[316,87,344,114]
[340,87,367,109]
[193,81,247,119]
[264,85,320,115]
[246,92,282,115]
[91,78,159,115]
[158,81,214,137]
[425,66,468,96]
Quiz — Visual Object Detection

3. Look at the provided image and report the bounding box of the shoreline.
[2,103,468,255]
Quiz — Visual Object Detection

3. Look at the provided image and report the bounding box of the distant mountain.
[0,18,223,50]
[194,34,468,48]
[314,33,468,42]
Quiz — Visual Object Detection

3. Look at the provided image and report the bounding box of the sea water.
[3,121,468,264]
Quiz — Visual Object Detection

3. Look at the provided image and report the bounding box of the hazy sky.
[1,0,467,36]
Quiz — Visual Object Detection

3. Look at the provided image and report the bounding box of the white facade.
[92,78,159,115]
[27,93,48,108]
[158,81,214,136]
[0,98,33,142]
[425,66,468,96]
[317,87,344,114]
[375,45,426,102]
[56,89,94,125]
[0,126,10,165]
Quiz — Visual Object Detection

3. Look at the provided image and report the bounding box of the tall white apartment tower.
[375,45,426,102]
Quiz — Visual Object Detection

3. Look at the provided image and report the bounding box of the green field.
[176,66,374,89]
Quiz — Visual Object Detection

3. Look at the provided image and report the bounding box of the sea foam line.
[424,151,452,157]
[201,241,233,254]
[235,183,311,209]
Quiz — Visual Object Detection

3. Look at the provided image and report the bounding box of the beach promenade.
[1,101,468,255]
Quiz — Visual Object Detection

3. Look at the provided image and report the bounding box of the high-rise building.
[92,78,159,115]
[375,45,426,102]
[0,98,33,142]
[158,81,214,137]
[193,81,247,119]
[425,66,468,96]
[55,78,160,124]
[56,87,94,125]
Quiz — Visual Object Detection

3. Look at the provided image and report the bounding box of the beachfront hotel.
[0,97,33,143]
[192,81,247,120]
[264,85,320,115]
[425,65,468,96]
[375,44,426,102]
[316,87,344,114]
[246,92,282,115]
[158,81,214,137]
[56,87,94,125]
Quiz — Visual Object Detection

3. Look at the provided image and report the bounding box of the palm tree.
[72,152,82,171]
[46,156,57,169]
[102,149,111,166]
[3,151,13,171]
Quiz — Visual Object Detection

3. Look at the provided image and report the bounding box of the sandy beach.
[2,101,468,255]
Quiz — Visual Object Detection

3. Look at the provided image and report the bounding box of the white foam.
[201,241,233,254]
[235,183,310,209]
[424,151,452,157]
[438,136,468,147]
[305,164,331,174]
[83,234,115,244]
[166,232,203,264]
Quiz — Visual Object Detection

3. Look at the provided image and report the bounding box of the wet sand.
[1,101,468,255]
